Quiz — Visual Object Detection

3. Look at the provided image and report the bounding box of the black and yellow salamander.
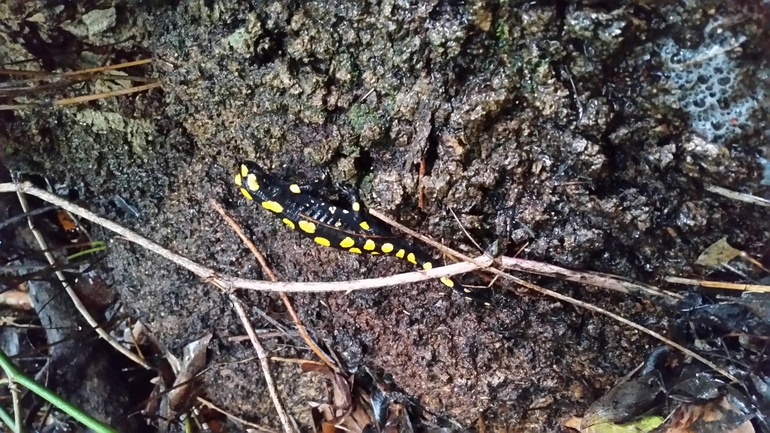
[234,161,489,305]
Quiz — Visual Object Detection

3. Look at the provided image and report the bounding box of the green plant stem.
[0,405,18,433]
[66,240,106,260]
[0,349,117,433]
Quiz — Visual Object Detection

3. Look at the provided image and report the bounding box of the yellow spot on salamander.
[381,243,394,253]
[335,221,342,227]
[395,249,405,258]
[407,253,417,264]
[349,247,362,254]
[247,173,259,191]
[240,164,249,177]
[298,220,316,233]
[363,240,376,250]
[440,277,454,288]
[370,252,380,255]
[240,188,253,200]
[289,184,301,194]
[352,202,361,212]
[234,173,242,186]
[314,237,331,247]
[261,201,283,213]
[282,218,295,229]
[423,262,433,270]
[360,221,370,231]
[340,237,355,248]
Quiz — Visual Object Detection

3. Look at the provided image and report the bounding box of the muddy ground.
[1,0,769,431]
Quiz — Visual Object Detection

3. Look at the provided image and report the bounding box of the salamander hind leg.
[403,248,491,306]
[438,275,491,306]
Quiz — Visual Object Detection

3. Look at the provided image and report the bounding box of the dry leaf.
[697,237,742,268]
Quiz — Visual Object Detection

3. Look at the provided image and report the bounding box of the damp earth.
[1,0,769,431]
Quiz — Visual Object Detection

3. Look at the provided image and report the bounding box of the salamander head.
[234,161,272,201]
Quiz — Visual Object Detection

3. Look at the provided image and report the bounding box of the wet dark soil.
[1,0,769,431]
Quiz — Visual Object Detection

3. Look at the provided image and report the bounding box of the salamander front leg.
[334,182,380,234]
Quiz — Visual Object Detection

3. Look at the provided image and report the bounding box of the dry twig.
[368,209,739,383]
[1,181,737,383]
[0,59,159,111]
[0,182,484,293]
[210,200,339,372]
[664,276,770,293]
[14,188,151,369]
[227,295,294,433]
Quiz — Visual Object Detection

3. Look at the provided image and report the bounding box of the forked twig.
[211,200,340,373]
[3,181,735,382]
[368,209,739,383]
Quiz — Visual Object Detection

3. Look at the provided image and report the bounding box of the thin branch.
[368,209,739,384]
[209,201,296,433]
[705,184,770,208]
[0,182,484,293]
[0,59,152,78]
[227,295,294,433]
[665,276,770,293]
[376,207,679,301]
[9,382,22,433]
[210,200,340,373]
[0,205,58,230]
[4,181,734,382]
[0,81,161,110]
[14,188,151,370]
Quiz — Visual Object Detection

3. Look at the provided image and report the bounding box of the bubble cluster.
[658,23,761,143]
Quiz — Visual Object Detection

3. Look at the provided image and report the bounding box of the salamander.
[234,161,489,305]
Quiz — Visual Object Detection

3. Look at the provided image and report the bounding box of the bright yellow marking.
[298,220,316,233]
[282,218,295,229]
[340,237,355,248]
[240,188,253,200]
[381,243,394,253]
[423,262,433,270]
[440,277,454,288]
[314,237,331,247]
[371,252,380,255]
[363,240,376,251]
[360,221,370,231]
[349,247,362,254]
[407,253,417,264]
[234,173,242,186]
[335,221,342,227]
[289,184,301,194]
[463,288,473,293]
[240,164,249,177]
[247,173,259,191]
[261,201,283,213]
[395,249,405,259]
[352,202,361,212]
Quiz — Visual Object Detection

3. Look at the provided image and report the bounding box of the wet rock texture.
[2,0,769,430]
